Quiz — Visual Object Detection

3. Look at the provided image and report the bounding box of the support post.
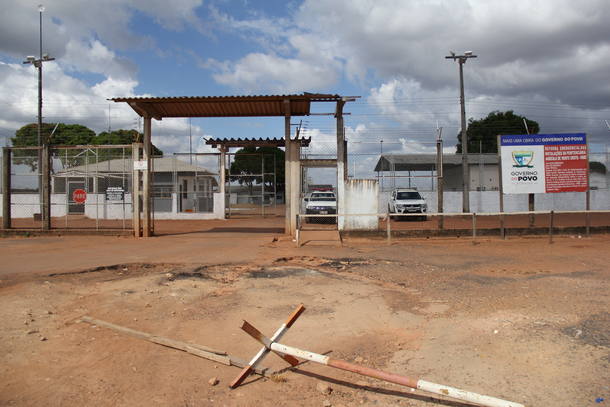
[2,148,10,229]
[41,144,51,230]
[142,116,152,237]
[549,210,554,244]
[386,212,391,244]
[132,143,141,237]
[343,138,348,181]
[336,99,346,230]
[219,146,227,218]
[528,194,535,227]
[497,136,505,239]
[459,61,470,213]
[436,137,444,230]
[585,188,591,238]
[284,100,291,235]
[289,140,300,235]
[472,212,477,244]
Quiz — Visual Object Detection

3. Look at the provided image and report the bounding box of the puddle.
[248,267,320,279]
[562,312,610,348]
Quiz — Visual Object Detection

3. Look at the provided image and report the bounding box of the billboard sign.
[500,133,588,194]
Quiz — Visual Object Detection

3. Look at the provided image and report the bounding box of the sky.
[1,0,610,170]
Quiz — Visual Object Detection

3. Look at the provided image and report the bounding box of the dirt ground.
[0,223,609,406]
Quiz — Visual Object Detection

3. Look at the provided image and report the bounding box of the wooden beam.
[80,316,274,377]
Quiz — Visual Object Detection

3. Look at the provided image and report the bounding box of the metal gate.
[226,152,278,217]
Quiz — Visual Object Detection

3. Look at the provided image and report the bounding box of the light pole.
[23,5,55,147]
[446,51,476,213]
[23,4,54,229]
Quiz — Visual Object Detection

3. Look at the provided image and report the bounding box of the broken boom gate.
[232,304,524,407]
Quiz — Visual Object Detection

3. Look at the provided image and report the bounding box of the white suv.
[388,188,427,220]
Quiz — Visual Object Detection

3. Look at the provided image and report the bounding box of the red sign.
[543,144,589,192]
[72,189,87,204]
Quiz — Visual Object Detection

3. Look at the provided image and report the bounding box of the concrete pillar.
[143,116,152,237]
[2,148,10,229]
[132,143,141,237]
[284,100,292,234]
[219,146,227,218]
[289,140,301,235]
[336,100,346,230]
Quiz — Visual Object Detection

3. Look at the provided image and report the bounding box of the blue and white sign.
[500,133,588,194]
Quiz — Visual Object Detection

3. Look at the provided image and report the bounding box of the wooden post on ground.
[2,148,10,229]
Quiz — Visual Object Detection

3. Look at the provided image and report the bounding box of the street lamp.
[446,51,477,213]
[23,4,55,147]
[22,4,55,230]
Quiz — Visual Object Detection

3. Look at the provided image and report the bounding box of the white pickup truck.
[304,191,336,223]
[388,188,427,220]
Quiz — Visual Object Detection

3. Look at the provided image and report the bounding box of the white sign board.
[500,133,588,194]
[133,160,148,171]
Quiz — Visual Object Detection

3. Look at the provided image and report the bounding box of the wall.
[1,192,226,220]
[378,189,610,214]
[343,179,378,230]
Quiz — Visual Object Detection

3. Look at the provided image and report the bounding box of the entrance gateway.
[112,94,358,237]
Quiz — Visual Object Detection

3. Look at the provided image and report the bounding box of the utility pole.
[23,4,55,230]
[446,51,477,213]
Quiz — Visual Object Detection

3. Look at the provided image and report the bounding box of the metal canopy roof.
[375,154,499,172]
[205,137,311,149]
[111,93,347,120]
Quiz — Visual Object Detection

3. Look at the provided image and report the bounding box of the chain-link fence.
[226,152,279,217]
[50,146,133,230]
[6,147,43,229]
[151,153,221,218]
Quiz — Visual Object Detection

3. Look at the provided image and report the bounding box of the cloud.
[209,53,339,94]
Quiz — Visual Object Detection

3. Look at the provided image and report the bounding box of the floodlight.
[464,51,473,56]
[38,4,45,12]
[26,55,36,62]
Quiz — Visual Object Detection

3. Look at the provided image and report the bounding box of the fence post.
[2,148,10,229]
[472,212,477,244]
[386,211,391,244]
[549,210,554,244]
[585,188,590,237]
[295,214,300,247]
[132,143,141,237]
[41,144,51,230]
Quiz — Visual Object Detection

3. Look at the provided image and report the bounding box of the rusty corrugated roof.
[205,137,311,148]
[111,93,345,119]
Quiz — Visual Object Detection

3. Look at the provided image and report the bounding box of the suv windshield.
[396,191,422,200]
[310,193,335,202]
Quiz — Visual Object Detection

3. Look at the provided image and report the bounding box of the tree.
[11,124,165,170]
[456,111,540,154]
[11,123,97,169]
[229,146,285,196]
[94,129,163,157]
